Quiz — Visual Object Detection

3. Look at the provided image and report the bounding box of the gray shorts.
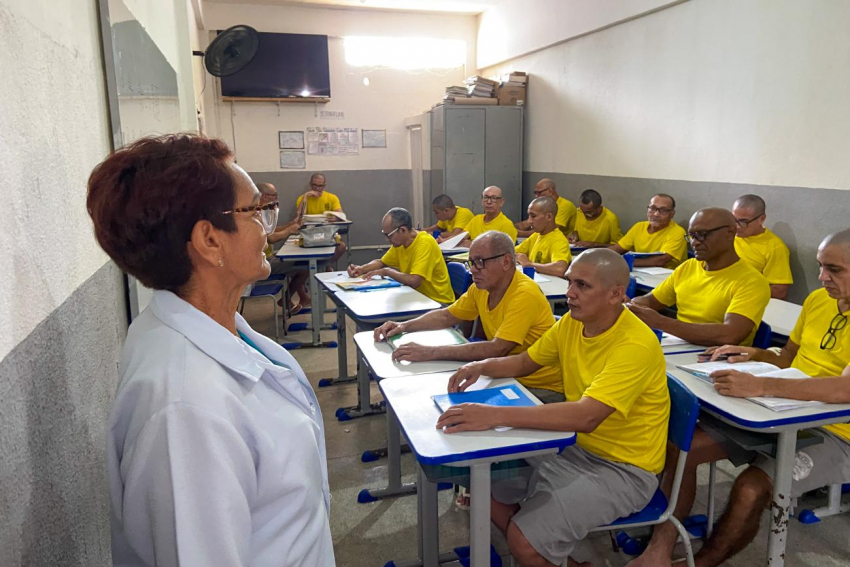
[526,387,567,405]
[492,444,658,565]
[753,429,850,498]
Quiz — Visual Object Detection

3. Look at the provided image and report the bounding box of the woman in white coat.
[87,134,334,566]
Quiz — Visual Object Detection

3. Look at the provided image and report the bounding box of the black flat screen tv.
[219,32,331,100]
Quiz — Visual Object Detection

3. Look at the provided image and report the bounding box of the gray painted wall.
[523,171,850,303]
[249,169,414,248]
[0,262,126,566]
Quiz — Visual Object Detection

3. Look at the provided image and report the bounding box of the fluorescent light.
[344,36,466,70]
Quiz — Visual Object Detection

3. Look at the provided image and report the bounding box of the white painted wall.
[0,0,113,360]
[203,2,476,172]
[479,0,850,191]
[476,0,683,69]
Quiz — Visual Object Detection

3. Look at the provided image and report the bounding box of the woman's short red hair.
[87,134,237,291]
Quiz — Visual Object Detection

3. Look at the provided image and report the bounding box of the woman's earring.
[218,259,224,268]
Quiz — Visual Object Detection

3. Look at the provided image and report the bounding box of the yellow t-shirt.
[575,207,623,244]
[437,206,474,233]
[734,229,793,285]
[296,191,342,214]
[789,288,850,440]
[381,231,455,305]
[555,197,577,234]
[465,212,518,242]
[516,229,572,267]
[652,258,770,346]
[527,309,670,473]
[448,271,562,392]
[618,221,688,269]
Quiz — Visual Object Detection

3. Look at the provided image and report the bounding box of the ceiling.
[204,0,503,15]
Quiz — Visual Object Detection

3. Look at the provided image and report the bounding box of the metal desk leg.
[767,431,795,566]
[309,259,322,345]
[336,347,387,421]
[318,301,356,386]
[357,404,417,502]
[419,465,439,567]
[469,463,492,567]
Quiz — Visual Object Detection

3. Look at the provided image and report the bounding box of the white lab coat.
[108,290,334,566]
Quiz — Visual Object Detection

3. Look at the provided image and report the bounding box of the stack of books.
[501,71,527,88]
[465,75,498,98]
[442,85,469,103]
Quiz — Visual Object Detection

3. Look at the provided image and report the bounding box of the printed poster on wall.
[306,127,359,155]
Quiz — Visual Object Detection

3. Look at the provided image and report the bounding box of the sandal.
[454,487,470,511]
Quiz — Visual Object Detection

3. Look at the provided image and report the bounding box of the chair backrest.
[626,276,637,299]
[753,321,772,349]
[667,376,700,452]
[447,262,472,298]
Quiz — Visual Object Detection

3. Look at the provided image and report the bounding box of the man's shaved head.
[257,182,277,195]
[475,230,516,263]
[571,248,630,288]
[530,196,558,217]
[690,207,737,230]
[483,186,503,198]
[820,229,850,259]
[734,194,766,216]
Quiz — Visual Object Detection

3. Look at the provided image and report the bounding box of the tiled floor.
[242,296,850,566]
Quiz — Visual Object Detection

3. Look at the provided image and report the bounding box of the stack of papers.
[443,85,469,103]
[633,267,674,275]
[660,333,690,347]
[329,274,401,291]
[677,362,822,412]
[464,75,497,98]
[387,328,467,350]
[438,232,468,251]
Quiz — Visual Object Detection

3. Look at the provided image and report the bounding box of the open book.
[387,328,467,350]
[438,231,469,251]
[303,211,348,223]
[677,361,822,412]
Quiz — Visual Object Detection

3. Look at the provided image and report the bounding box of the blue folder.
[431,384,536,413]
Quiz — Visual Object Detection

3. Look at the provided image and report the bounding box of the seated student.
[732,194,793,300]
[610,193,687,269]
[515,179,577,237]
[568,189,623,247]
[257,183,307,310]
[628,208,771,347]
[437,249,670,567]
[515,197,572,278]
[460,186,517,246]
[347,208,454,305]
[373,230,563,403]
[628,228,850,567]
[289,173,347,312]
[422,194,474,243]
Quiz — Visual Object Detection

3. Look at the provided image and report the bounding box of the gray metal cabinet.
[429,104,524,223]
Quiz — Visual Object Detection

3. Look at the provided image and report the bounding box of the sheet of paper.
[633,267,674,275]
[439,231,468,250]
[660,332,689,346]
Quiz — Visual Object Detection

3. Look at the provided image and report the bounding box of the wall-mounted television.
[219,32,331,101]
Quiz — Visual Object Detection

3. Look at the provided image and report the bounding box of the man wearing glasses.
[296,172,344,215]
[568,189,623,248]
[371,231,564,404]
[347,208,454,305]
[460,186,518,246]
[610,194,687,269]
[514,179,577,238]
[732,194,793,299]
[628,229,850,567]
[628,208,770,347]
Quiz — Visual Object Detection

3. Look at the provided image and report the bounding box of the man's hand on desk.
[625,301,665,328]
[361,268,387,280]
[516,253,532,268]
[391,342,434,363]
[436,403,496,433]
[699,345,757,363]
[447,362,484,393]
[711,370,765,398]
[373,321,405,342]
[347,264,363,277]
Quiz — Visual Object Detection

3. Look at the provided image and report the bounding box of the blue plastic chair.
[590,376,700,567]
[447,262,472,298]
[753,321,772,349]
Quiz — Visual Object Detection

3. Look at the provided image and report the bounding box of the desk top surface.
[380,373,576,465]
[353,331,465,379]
[276,241,336,259]
[666,352,850,431]
[334,286,441,319]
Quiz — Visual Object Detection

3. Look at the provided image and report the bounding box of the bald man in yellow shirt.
[437,249,669,567]
[515,179,577,237]
[629,228,850,567]
[732,194,793,300]
[515,197,572,278]
[568,189,623,247]
[611,193,687,269]
[422,194,474,243]
[629,208,770,347]
[460,186,517,245]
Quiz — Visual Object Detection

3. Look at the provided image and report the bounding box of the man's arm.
[770,284,790,300]
[573,240,610,248]
[348,259,385,277]
[394,336,518,363]
[366,267,423,289]
[609,244,627,255]
[527,260,568,278]
[266,221,301,244]
[629,293,666,310]
[628,304,756,346]
[447,352,542,391]
[707,339,799,368]
[713,364,850,403]
[436,396,615,434]
[634,254,673,268]
[373,309,460,341]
